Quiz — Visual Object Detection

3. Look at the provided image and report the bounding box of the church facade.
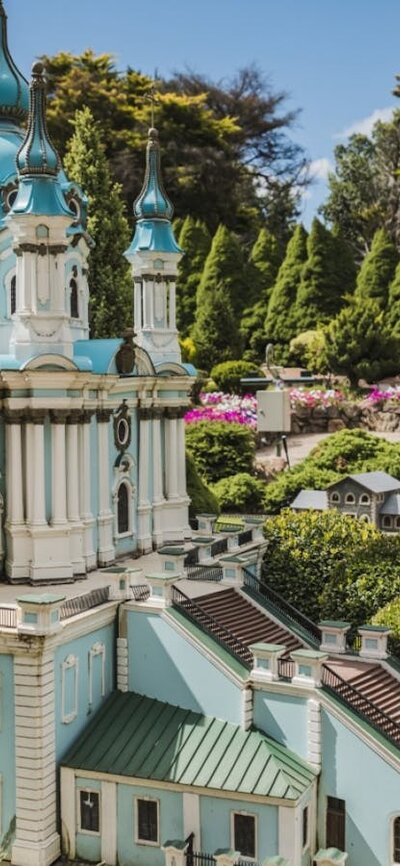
[0,3,193,584]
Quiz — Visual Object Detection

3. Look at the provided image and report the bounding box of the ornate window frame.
[113,452,136,540]
[88,642,105,707]
[61,654,79,724]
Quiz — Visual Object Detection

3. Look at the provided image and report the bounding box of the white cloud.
[335,106,395,139]
[309,157,332,181]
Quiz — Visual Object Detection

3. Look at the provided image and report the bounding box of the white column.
[169,281,176,329]
[134,280,142,330]
[79,411,96,569]
[183,793,200,849]
[5,417,24,524]
[31,414,46,525]
[66,419,80,522]
[138,414,150,507]
[51,414,67,525]
[97,410,114,566]
[177,415,187,498]
[101,781,117,866]
[60,768,75,859]
[165,413,179,500]
[152,410,164,504]
[12,649,60,866]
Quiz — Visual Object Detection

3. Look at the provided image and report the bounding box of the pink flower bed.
[184,388,346,428]
[367,386,400,406]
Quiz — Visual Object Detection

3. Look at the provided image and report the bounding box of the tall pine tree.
[294,218,354,332]
[387,261,400,335]
[195,224,246,318]
[64,107,133,338]
[355,227,398,310]
[264,224,308,353]
[176,217,211,336]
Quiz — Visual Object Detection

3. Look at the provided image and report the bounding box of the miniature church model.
[0,5,193,584]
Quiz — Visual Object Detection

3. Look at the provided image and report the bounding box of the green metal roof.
[62,692,316,800]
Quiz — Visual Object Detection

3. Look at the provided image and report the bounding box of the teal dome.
[0,2,29,122]
[134,128,174,220]
[17,62,60,177]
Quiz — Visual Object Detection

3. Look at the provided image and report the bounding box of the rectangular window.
[233,812,256,859]
[79,790,100,833]
[136,798,159,845]
[302,805,309,849]
[326,796,345,850]
[393,816,400,863]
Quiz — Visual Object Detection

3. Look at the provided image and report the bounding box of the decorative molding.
[113,400,132,452]
[88,642,105,706]
[115,329,136,375]
[117,637,128,692]
[61,654,79,724]
[96,408,113,423]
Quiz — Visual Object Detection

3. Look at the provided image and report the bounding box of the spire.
[10,63,72,217]
[133,127,174,220]
[0,1,29,122]
[16,62,60,176]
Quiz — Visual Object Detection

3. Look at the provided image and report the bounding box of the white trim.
[231,810,258,861]
[278,805,296,863]
[88,642,105,706]
[77,787,101,835]
[101,781,117,865]
[183,793,200,849]
[302,803,310,853]
[134,795,160,846]
[61,654,79,723]
[60,767,76,859]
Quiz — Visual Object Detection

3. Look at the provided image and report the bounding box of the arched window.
[360,493,370,505]
[70,278,79,319]
[393,816,400,863]
[396,516,400,529]
[117,482,129,534]
[383,515,392,529]
[10,275,16,315]
[331,492,340,504]
[345,492,355,505]
[359,514,370,523]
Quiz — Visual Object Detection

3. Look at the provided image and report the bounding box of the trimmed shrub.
[211,473,267,513]
[262,509,400,626]
[372,598,400,656]
[186,452,220,519]
[211,360,261,394]
[186,421,255,483]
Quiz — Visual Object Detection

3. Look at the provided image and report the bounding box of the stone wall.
[291,401,400,435]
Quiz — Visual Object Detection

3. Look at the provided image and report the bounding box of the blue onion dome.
[0,1,29,122]
[133,127,174,220]
[16,61,61,177]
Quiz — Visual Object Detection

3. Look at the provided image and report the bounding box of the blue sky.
[11,0,400,224]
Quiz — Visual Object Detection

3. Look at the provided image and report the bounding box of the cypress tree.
[176,217,211,336]
[387,261,400,335]
[355,228,398,309]
[265,224,308,350]
[195,224,246,319]
[64,107,132,338]
[191,287,241,371]
[294,218,353,332]
[324,298,400,388]
[240,228,282,362]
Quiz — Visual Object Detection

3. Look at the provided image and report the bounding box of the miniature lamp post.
[257,344,291,462]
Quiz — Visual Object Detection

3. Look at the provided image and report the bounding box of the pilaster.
[97,409,115,566]
[79,411,96,570]
[66,414,85,575]
[137,408,152,552]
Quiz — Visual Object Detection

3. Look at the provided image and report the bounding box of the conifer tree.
[64,107,133,338]
[240,228,282,362]
[191,288,241,371]
[264,224,308,352]
[176,217,211,336]
[323,298,400,388]
[355,227,398,310]
[195,224,246,319]
[387,261,400,335]
[294,218,354,332]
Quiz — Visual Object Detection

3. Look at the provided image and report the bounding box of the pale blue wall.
[118,783,182,866]
[253,690,308,759]
[0,654,15,852]
[128,610,243,723]
[75,776,102,862]
[55,621,116,760]
[200,796,278,859]
[319,705,400,865]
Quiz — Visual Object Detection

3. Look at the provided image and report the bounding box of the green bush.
[186,421,255,483]
[372,598,400,656]
[210,360,261,394]
[211,473,267,513]
[186,452,220,519]
[262,509,400,626]
[263,428,400,514]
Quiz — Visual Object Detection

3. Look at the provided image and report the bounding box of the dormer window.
[345,492,355,505]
